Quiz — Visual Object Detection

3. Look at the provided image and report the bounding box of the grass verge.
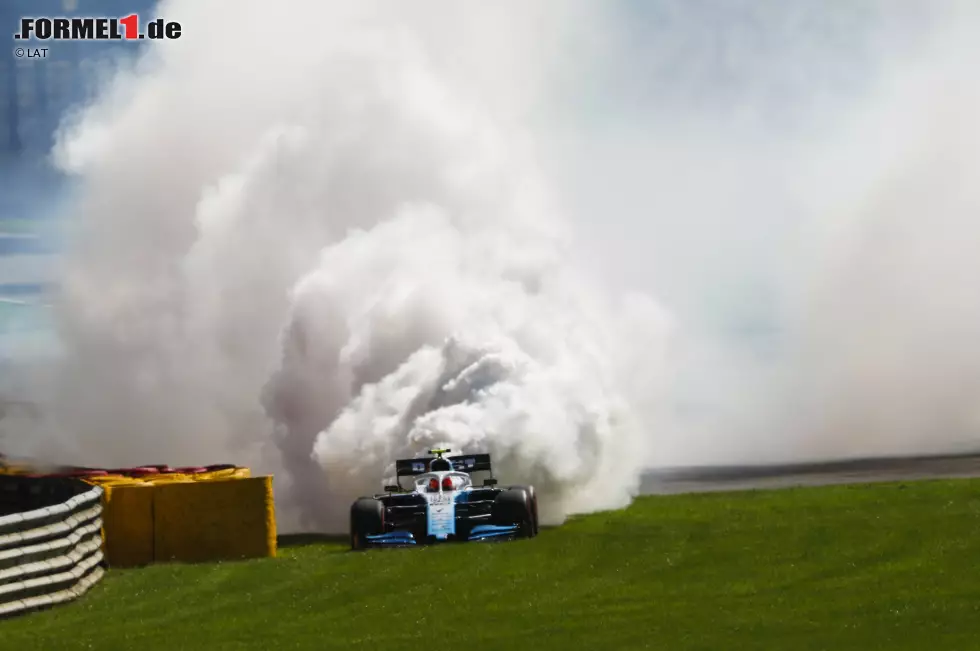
[3,478,980,650]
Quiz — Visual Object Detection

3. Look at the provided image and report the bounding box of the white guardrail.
[0,484,105,617]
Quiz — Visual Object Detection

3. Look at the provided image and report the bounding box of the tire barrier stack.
[83,465,277,567]
[1,458,277,568]
[0,475,105,618]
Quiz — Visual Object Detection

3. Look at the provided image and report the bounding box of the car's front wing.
[363,522,520,546]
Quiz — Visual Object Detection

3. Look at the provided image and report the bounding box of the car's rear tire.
[492,488,536,538]
[350,498,384,550]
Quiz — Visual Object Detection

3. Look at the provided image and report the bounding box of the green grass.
[5,479,980,650]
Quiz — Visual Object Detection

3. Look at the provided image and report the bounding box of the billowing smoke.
[535,1,980,466]
[769,8,980,462]
[15,0,671,531]
[8,1,980,531]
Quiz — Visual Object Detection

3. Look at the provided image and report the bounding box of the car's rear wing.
[395,458,432,477]
[448,454,493,474]
[394,453,493,477]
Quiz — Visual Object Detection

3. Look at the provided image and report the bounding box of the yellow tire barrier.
[153,476,276,564]
[101,483,156,567]
[96,474,276,567]
[0,460,275,567]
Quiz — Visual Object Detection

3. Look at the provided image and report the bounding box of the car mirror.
[483,478,498,487]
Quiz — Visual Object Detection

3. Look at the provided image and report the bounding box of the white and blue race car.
[349,449,539,549]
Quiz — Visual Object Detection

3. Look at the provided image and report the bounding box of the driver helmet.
[429,458,452,472]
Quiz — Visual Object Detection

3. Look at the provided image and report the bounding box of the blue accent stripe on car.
[467,523,520,541]
[365,531,417,544]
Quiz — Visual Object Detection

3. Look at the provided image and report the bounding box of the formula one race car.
[349,449,539,549]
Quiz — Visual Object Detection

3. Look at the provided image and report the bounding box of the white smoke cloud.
[275,207,671,528]
[535,1,980,466]
[16,0,671,532]
[767,12,980,462]
[8,0,980,533]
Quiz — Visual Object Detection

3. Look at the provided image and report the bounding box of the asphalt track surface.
[639,451,980,495]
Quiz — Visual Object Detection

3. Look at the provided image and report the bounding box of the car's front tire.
[513,485,540,536]
[492,487,536,538]
[350,497,384,550]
